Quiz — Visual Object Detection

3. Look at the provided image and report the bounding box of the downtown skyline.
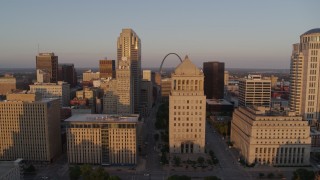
[0,0,320,69]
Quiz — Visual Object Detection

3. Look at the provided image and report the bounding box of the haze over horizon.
[0,1,319,69]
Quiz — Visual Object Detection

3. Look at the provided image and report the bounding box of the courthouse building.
[66,114,139,165]
[169,56,206,154]
[231,106,311,166]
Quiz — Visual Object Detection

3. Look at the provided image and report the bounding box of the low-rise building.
[231,106,311,166]
[66,114,139,165]
[29,81,70,107]
[0,75,16,95]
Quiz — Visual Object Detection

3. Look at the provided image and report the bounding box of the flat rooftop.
[65,114,139,123]
[0,159,22,177]
[206,99,232,105]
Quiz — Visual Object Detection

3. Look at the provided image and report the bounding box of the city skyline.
[0,1,319,69]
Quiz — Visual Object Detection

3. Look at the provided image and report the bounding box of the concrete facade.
[239,74,271,108]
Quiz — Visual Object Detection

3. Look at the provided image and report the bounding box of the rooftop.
[302,28,320,35]
[206,99,232,105]
[0,159,22,177]
[65,114,139,123]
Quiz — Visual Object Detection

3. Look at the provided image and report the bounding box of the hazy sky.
[0,1,319,69]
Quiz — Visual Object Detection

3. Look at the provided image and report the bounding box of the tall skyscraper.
[0,92,61,162]
[203,61,225,99]
[169,56,206,154]
[117,29,141,114]
[238,74,271,108]
[36,53,58,83]
[99,59,115,79]
[289,28,320,122]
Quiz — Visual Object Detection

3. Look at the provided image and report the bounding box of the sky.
[0,1,319,69]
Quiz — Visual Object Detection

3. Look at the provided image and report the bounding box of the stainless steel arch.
[159,53,183,73]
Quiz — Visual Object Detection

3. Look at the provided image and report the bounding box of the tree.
[154,133,159,141]
[197,156,205,165]
[91,167,109,180]
[258,172,265,179]
[69,165,81,180]
[167,175,191,180]
[204,176,221,180]
[25,164,36,173]
[292,168,315,180]
[80,164,93,180]
[267,172,274,179]
[173,156,181,166]
[108,175,121,180]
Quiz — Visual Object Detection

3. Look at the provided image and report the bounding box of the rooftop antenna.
[37,43,40,54]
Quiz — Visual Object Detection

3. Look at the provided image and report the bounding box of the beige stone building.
[0,93,61,163]
[29,81,70,107]
[82,70,100,82]
[270,75,278,89]
[117,29,141,114]
[239,74,271,108]
[0,159,23,180]
[143,70,152,81]
[66,114,139,165]
[231,107,311,166]
[169,56,206,154]
[224,71,229,86]
[0,75,16,95]
[289,28,320,122]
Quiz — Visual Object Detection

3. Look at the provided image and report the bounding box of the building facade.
[66,114,139,165]
[238,74,271,108]
[203,61,225,99]
[231,107,311,166]
[0,75,16,95]
[36,53,58,83]
[0,93,61,163]
[289,28,320,122]
[29,81,70,107]
[99,59,115,79]
[117,29,141,114]
[169,56,206,154]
